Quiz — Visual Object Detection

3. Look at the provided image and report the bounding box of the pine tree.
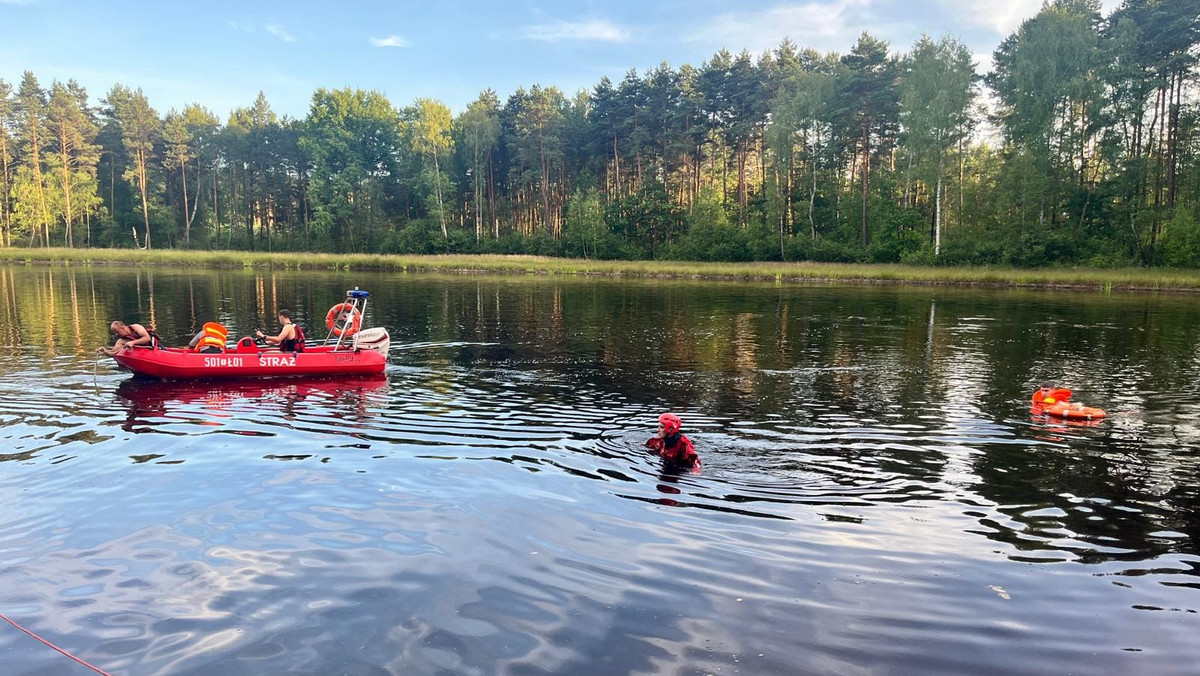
[0,79,13,247]
[15,72,52,247]
[46,80,99,247]
[104,85,160,248]
[456,91,501,241]
[841,33,899,248]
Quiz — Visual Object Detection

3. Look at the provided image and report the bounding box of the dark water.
[1,265,1198,675]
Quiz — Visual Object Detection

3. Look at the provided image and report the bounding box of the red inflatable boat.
[111,288,390,380]
[112,341,387,379]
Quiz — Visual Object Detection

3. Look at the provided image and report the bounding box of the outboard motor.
[353,327,390,357]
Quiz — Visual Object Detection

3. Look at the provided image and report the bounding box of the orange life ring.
[1034,402,1107,420]
[1049,403,1106,420]
[326,303,362,337]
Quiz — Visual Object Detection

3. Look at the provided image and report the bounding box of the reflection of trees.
[4,266,110,357]
[730,312,758,398]
[923,294,1200,566]
[0,267,23,352]
[115,376,388,445]
[967,437,1192,565]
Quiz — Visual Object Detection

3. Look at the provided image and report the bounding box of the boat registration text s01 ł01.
[203,355,298,368]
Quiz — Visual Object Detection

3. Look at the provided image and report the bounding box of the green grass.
[5,247,1200,291]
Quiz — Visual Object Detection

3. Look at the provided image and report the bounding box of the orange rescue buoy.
[1031,386,1106,420]
[1039,402,1107,420]
[326,303,362,337]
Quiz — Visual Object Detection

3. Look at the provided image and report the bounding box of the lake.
[1,264,1198,675]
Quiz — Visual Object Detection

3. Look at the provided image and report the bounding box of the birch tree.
[900,35,976,256]
[409,98,454,238]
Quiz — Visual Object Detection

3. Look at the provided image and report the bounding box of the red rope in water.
[0,612,115,676]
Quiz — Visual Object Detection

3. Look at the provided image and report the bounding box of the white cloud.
[227,20,254,33]
[265,23,297,43]
[940,0,1124,36]
[688,0,876,53]
[971,50,994,75]
[370,35,409,48]
[519,19,629,43]
[937,0,1041,34]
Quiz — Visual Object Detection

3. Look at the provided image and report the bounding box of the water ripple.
[2,271,1200,674]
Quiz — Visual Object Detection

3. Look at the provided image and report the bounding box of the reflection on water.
[1,265,1199,675]
[114,376,391,443]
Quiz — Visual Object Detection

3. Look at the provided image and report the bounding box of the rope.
[0,612,115,676]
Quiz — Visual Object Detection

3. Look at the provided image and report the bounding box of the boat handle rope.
[0,611,116,675]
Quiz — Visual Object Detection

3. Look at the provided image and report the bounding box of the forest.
[0,0,1197,267]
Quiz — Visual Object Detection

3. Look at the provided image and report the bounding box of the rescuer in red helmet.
[646,412,700,469]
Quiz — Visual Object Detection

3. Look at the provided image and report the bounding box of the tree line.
[0,0,1197,266]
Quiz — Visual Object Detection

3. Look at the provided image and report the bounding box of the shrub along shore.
[5,248,1200,292]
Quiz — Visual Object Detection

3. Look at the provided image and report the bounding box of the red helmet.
[658,413,682,435]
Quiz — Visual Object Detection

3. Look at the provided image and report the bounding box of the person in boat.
[188,330,220,354]
[96,321,153,356]
[256,310,305,353]
[647,413,700,470]
[187,322,228,354]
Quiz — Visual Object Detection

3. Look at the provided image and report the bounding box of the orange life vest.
[195,322,228,353]
[1031,388,1072,405]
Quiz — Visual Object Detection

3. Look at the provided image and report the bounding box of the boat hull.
[113,346,386,380]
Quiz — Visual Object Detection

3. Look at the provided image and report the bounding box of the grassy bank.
[5,247,1200,292]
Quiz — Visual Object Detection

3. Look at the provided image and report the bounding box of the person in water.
[96,321,153,356]
[647,413,700,469]
[1032,382,1072,405]
[1031,381,1106,419]
[256,310,304,352]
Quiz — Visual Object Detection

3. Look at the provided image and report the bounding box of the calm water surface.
[1,265,1198,675]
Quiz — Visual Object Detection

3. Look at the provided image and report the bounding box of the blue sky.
[0,0,1122,118]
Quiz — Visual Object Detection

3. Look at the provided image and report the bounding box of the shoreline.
[5,247,1200,293]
